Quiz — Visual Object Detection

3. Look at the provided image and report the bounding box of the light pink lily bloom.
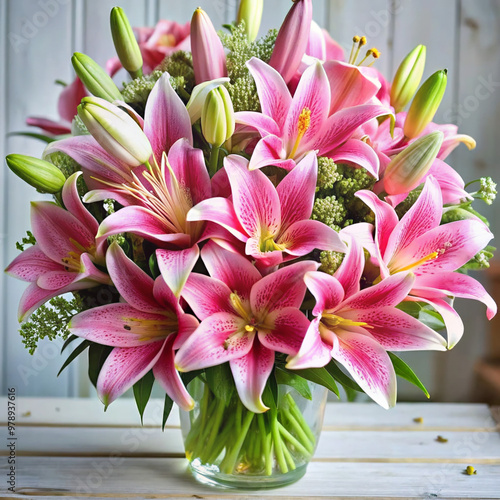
[69,242,198,410]
[26,77,86,136]
[287,236,446,409]
[175,241,317,413]
[235,57,390,176]
[306,20,344,62]
[187,151,346,269]
[5,172,110,321]
[355,176,497,348]
[107,20,190,76]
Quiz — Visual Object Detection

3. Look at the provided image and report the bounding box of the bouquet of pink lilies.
[6,0,498,482]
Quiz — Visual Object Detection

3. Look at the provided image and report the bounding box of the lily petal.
[304,271,345,317]
[248,135,294,171]
[5,244,60,282]
[334,234,364,299]
[327,139,380,179]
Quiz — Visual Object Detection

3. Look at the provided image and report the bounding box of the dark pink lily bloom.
[287,236,446,409]
[5,172,110,321]
[175,241,316,413]
[69,242,198,410]
[355,176,496,348]
[26,77,86,136]
[107,20,190,76]
[187,152,346,269]
[235,57,391,176]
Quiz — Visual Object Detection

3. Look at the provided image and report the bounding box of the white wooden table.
[1,398,499,499]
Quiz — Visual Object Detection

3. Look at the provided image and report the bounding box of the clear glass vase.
[179,377,328,489]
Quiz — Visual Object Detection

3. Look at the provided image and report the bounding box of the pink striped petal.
[58,77,86,123]
[248,135,294,171]
[385,176,442,259]
[225,155,281,238]
[250,260,318,315]
[246,57,292,133]
[156,245,199,298]
[152,276,182,316]
[259,307,310,356]
[277,151,317,230]
[26,117,71,135]
[187,197,248,242]
[304,271,345,316]
[413,272,497,320]
[340,223,377,258]
[324,61,381,115]
[182,273,233,320]
[334,329,397,409]
[37,269,77,290]
[31,201,95,263]
[153,335,194,411]
[327,139,380,179]
[201,241,261,300]
[97,341,165,407]
[5,244,60,282]
[286,317,332,369]
[175,312,251,371]
[230,338,274,413]
[69,303,169,347]
[342,306,447,351]
[144,74,192,163]
[283,61,330,152]
[334,235,364,298]
[234,111,280,137]
[341,272,414,311]
[77,253,111,285]
[278,219,346,256]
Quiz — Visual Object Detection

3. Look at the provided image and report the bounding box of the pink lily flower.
[235,57,391,176]
[26,77,86,136]
[269,0,313,84]
[175,241,317,413]
[355,176,497,348]
[107,20,190,76]
[305,20,344,63]
[5,172,110,321]
[69,242,198,410]
[287,236,447,409]
[187,151,346,269]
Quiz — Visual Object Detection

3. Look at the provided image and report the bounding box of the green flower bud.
[72,52,123,102]
[201,86,235,147]
[237,0,264,42]
[390,44,426,113]
[77,96,152,166]
[384,131,444,195]
[6,154,66,193]
[404,69,447,139]
[110,7,143,78]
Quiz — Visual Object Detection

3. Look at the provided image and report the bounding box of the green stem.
[271,410,288,474]
[278,421,311,457]
[235,400,242,435]
[283,409,314,454]
[281,439,296,471]
[220,408,254,474]
[208,146,220,177]
[286,393,316,445]
[205,398,226,454]
[178,86,191,102]
[129,67,144,79]
[258,414,273,476]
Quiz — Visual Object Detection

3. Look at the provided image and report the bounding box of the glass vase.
[179,377,328,489]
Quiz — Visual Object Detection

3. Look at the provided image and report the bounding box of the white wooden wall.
[1,0,499,402]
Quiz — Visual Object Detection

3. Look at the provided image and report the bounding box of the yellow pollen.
[349,35,368,65]
[245,324,255,332]
[230,292,251,321]
[352,35,361,43]
[288,107,311,159]
[393,251,439,273]
[357,47,381,66]
[321,313,372,329]
[359,36,367,46]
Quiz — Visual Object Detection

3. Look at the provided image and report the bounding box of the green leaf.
[205,363,234,406]
[181,370,203,389]
[388,352,430,398]
[57,340,90,376]
[325,361,363,393]
[262,369,278,410]
[162,394,174,431]
[292,366,340,398]
[419,308,445,330]
[7,131,58,143]
[275,367,312,400]
[396,301,422,317]
[133,370,155,424]
[61,334,79,353]
[88,343,113,387]
[149,253,160,278]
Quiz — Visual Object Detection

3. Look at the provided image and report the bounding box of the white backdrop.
[1,0,499,402]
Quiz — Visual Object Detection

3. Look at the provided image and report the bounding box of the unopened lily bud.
[110,7,143,78]
[77,96,152,166]
[269,0,313,83]
[441,206,481,223]
[186,77,230,123]
[191,8,227,84]
[384,131,444,195]
[201,86,235,147]
[404,69,447,139]
[237,0,264,42]
[6,154,66,193]
[390,45,426,113]
[72,52,123,102]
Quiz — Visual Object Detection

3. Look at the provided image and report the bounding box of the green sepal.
[57,340,91,376]
[388,352,430,398]
[88,343,113,387]
[133,370,155,424]
[275,367,312,400]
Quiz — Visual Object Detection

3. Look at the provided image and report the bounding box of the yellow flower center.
[124,314,179,341]
[288,107,311,159]
[321,312,372,330]
[390,251,439,274]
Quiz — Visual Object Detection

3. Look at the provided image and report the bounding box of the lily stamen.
[288,107,311,159]
[350,35,367,65]
[392,251,439,273]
